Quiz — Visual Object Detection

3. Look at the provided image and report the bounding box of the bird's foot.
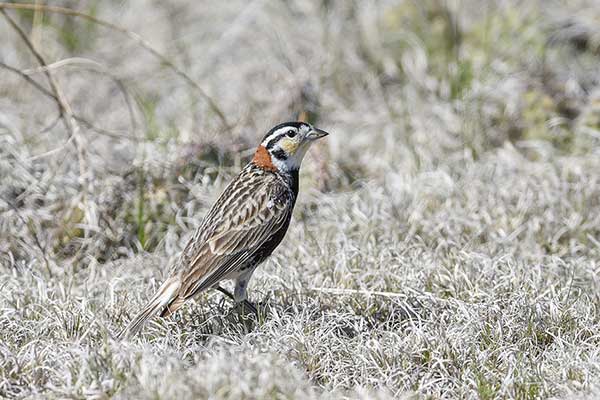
[215,285,258,317]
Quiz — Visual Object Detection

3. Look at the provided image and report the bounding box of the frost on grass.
[2,0,600,399]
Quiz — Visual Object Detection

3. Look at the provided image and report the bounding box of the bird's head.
[252,122,329,173]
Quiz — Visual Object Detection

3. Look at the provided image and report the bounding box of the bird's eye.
[286,129,297,138]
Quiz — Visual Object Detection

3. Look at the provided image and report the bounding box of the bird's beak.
[306,127,329,141]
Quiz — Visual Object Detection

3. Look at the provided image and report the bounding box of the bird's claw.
[215,285,258,316]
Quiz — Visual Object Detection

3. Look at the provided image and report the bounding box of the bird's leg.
[234,271,258,315]
[215,284,257,315]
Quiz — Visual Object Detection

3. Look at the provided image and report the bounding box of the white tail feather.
[117,277,181,340]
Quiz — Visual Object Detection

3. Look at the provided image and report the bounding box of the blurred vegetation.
[0,0,599,271]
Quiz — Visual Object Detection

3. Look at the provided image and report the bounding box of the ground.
[1,1,600,399]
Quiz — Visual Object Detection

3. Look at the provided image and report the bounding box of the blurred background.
[1,0,600,271]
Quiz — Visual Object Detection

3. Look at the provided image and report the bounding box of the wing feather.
[175,174,293,300]
[180,251,254,300]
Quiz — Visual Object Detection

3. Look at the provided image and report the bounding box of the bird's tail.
[117,277,181,340]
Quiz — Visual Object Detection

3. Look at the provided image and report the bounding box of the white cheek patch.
[270,155,289,172]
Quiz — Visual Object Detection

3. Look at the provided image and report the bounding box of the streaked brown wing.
[177,179,292,299]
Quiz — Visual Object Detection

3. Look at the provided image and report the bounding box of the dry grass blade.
[22,57,139,141]
[0,2,230,132]
[0,194,52,276]
[0,60,139,143]
[0,61,58,101]
[309,287,407,299]
[1,8,93,227]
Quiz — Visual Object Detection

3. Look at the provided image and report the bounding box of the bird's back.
[173,163,297,277]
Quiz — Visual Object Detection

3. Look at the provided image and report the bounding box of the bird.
[118,121,329,339]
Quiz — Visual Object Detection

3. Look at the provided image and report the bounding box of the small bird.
[119,121,329,338]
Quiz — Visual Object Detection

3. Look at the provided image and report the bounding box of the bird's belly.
[223,219,291,282]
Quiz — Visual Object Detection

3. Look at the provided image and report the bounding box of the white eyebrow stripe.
[262,127,294,146]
